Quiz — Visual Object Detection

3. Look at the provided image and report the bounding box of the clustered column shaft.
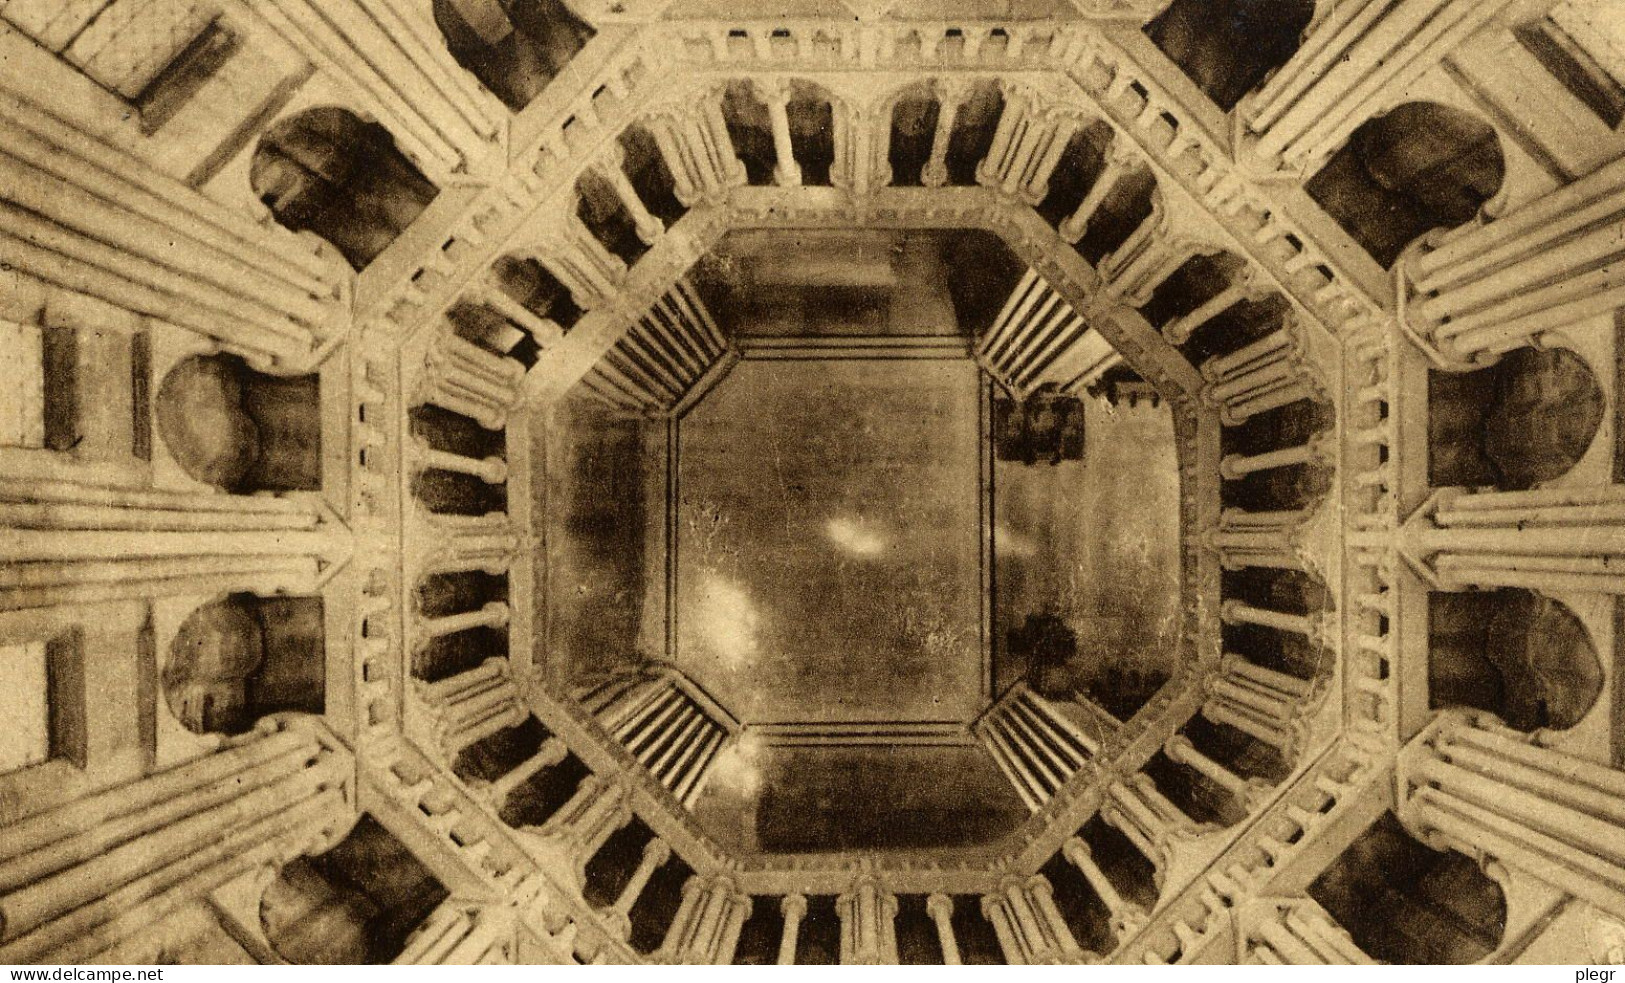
[420,331,525,430]
[1407,485,1625,594]
[980,875,1084,964]
[582,279,728,414]
[1244,900,1373,965]
[1100,775,1202,875]
[645,88,748,205]
[1098,198,1215,307]
[1241,0,1513,171]
[1201,326,1318,426]
[581,668,734,806]
[0,98,343,367]
[975,89,1082,204]
[1405,155,1625,364]
[1062,837,1147,937]
[837,876,899,964]
[1398,711,1625,920]
[395,900,513,965]
[0,480,329,610]
[657,876,751,964]
[415,657,528,756]
[419,511,519,576]
[531,217,627,312]
[973,684,1098,811]
[0,717,350,964]
[1202,654,1314,752]
[978,270,1118,394]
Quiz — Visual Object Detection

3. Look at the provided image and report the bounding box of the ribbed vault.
[1,0,1623,967]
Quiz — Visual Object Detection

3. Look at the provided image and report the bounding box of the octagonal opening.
[535,228,1185,856]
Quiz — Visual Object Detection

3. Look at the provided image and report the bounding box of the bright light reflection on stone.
[825,516,887,557]
[707,730,765,799]
[695,575,760,671]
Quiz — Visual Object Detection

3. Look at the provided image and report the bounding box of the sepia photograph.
[0,0,1622,972]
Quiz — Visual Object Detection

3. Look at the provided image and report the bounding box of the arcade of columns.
[0,0,1623,965]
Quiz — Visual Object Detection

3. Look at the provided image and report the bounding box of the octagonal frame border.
[362,8,1374,913]
[395,202,1228,888]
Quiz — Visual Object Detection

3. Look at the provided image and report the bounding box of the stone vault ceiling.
[534,227,1192,859]
[1,0,1623,966]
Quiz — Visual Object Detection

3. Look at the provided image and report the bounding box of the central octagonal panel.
[544,227,1188,855]
[674,355,986,725]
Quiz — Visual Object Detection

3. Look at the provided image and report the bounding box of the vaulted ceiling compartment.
[4,0,1622,967]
